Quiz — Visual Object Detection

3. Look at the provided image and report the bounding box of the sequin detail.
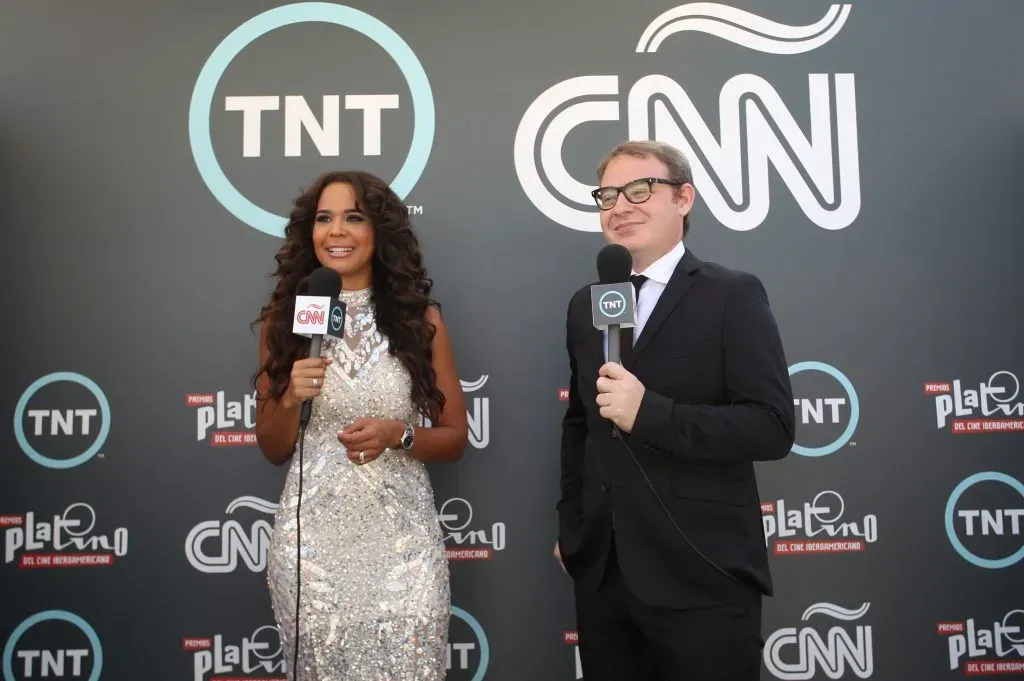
[267,287,450,680]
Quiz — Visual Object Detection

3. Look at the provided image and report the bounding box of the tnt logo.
[3,610,102,681]
[224,93,398,158]
[13,373,110,469]
[788,362,859,457]
[796,397,846,425]
[330,305,344,333]
[446,607,489,681]
[189,3,434,237]
[946,472,1024,569]
[590,284,636,329]
[598,291,626,317]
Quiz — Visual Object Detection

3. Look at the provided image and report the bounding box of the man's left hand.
[595,362,645,433]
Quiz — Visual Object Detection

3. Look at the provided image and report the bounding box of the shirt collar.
[634,240,686,285]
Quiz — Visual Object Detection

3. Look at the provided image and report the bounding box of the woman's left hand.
[338,418,403,465]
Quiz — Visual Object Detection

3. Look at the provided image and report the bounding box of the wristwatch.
[398,421,415,450]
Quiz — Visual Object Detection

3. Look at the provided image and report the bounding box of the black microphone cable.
[610,423,748,589]
[290,402,314,677]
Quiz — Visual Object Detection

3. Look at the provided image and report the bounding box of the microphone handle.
[299,334,324,427]
[607,325,621,364]
[308,333,324,360]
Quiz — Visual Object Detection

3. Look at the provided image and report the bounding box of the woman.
[252,170,468,680]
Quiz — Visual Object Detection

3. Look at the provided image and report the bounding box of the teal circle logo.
[788,361,859,457]
[945,471,1024,569]
[451,606,489,681]
[598,290,627,318]
[188,2,435,237]
[13,372,110,469]
[4,610,102,681]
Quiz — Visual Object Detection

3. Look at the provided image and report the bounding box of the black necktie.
[620,275,648,364]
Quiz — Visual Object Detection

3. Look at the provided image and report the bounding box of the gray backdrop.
[3,1,1023,679]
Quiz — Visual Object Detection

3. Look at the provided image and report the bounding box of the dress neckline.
[339,287,372,305]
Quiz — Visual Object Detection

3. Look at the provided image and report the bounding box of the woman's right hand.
[282,357,333,409]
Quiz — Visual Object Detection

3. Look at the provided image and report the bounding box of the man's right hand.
[553,540,566,573]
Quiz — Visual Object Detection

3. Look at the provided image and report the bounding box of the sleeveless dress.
[266,286,450,680]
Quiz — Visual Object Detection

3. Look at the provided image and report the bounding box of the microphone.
[287,267,344,678]
[292,267,344,426]
[592,244,637,364]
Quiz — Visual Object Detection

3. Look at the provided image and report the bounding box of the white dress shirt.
[603,240,687,360]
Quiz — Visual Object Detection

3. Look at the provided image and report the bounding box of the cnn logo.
[297,304,326,325]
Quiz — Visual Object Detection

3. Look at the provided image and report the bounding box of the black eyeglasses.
[591,177,682,210]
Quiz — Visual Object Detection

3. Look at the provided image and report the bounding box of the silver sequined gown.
[267,287,450,680]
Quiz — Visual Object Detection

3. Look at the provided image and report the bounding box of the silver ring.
[311,378,318,388]
[358,451,366,464]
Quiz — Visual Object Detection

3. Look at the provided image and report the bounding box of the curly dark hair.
[252,170,445,422]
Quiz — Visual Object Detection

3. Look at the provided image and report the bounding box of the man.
[554,140,795,680]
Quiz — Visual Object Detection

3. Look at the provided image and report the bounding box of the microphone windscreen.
[307,267,342,297]
[597,244,632,284]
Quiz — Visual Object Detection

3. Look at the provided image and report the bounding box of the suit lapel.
[630,248,701,359]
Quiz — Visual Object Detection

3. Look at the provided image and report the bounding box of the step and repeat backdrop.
[2,1,1022,679]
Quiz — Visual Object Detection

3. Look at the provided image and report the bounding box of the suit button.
[611,429,619,439]
[600,483,610,492]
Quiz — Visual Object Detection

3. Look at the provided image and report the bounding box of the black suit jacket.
[558,247,795,609]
